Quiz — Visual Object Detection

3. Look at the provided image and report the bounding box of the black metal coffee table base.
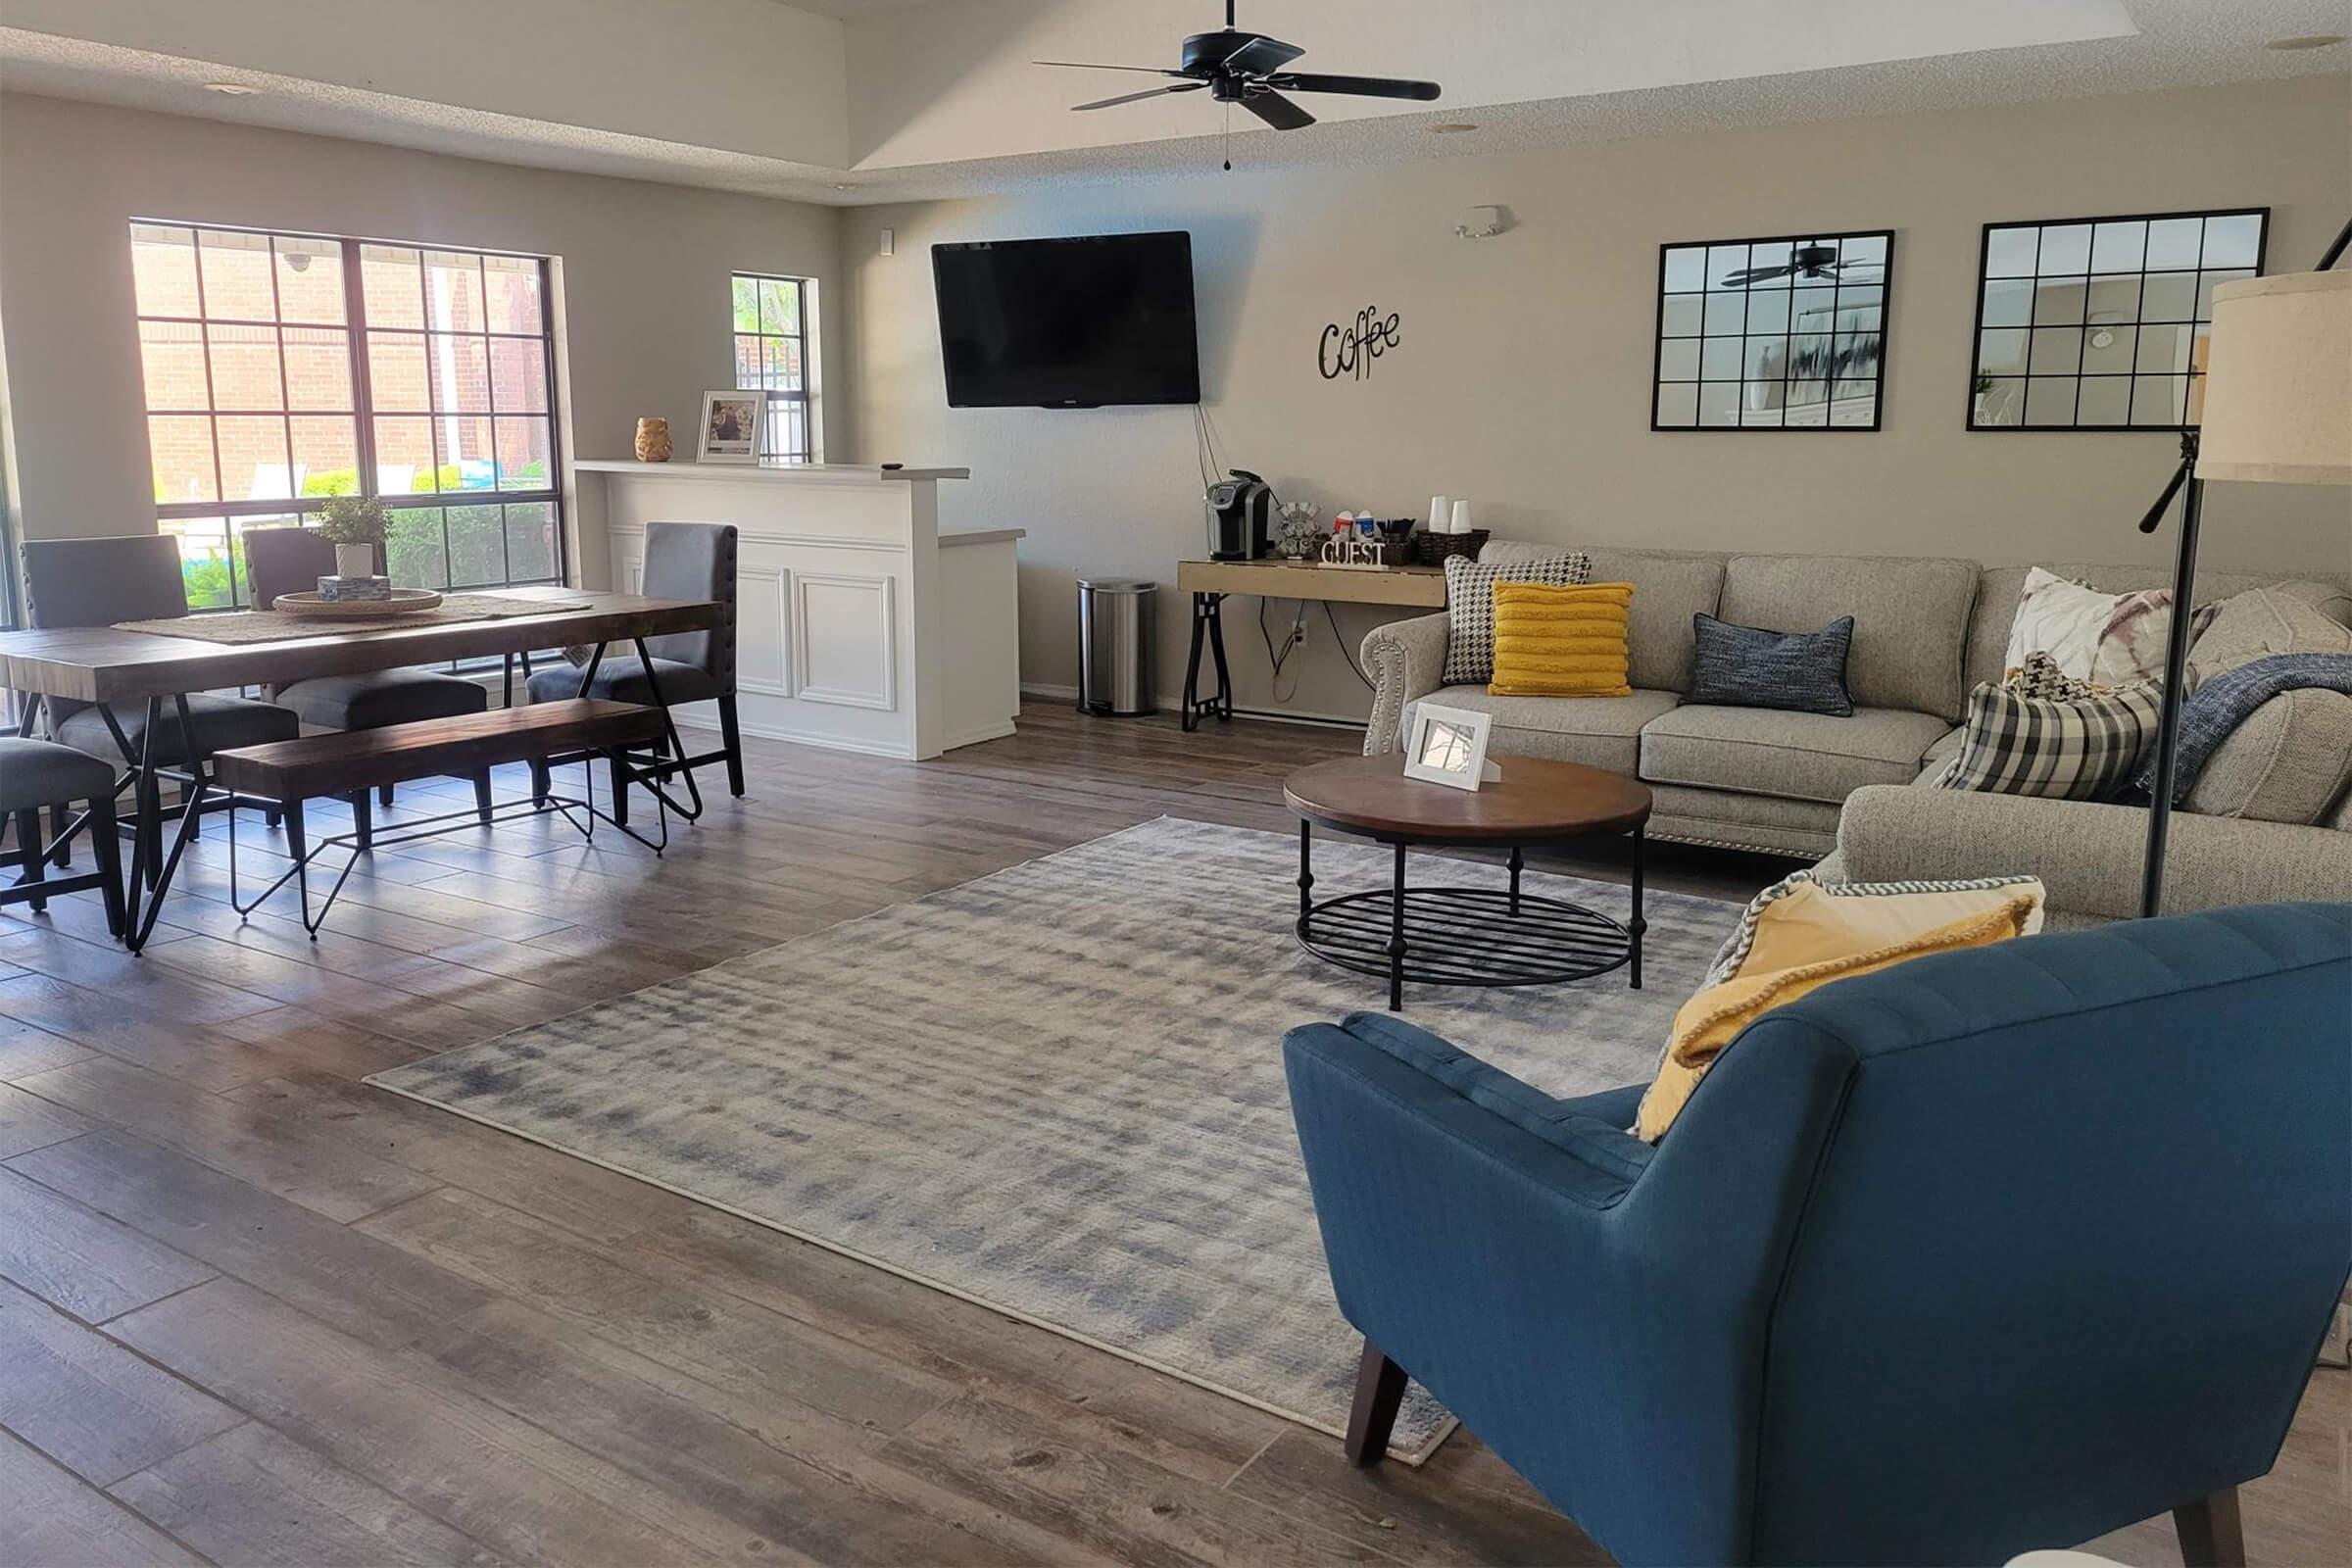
[1295,826,1643,1011]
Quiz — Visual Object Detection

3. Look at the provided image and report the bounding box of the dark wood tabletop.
[1284,752,1652,844]
[0,588,726,703]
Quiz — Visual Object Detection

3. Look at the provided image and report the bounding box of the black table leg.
[1298,819,1314,920]
[1204,594,1233,722]
[1182,593,1207,731]
[1629,826,1646,990]
[1182,593,1233,732]
[1387,841,1406,1011]
[1507,847,1523,917]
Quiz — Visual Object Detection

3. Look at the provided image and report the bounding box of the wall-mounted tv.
[932,231,1200,409]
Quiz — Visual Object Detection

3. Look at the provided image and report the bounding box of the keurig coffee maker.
[1205,469,1273,561]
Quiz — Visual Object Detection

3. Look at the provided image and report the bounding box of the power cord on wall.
[1259,597,1309,704]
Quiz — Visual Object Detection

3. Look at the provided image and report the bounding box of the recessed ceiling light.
[2264,33,2345,50]
[202,81,260,95]
[1430,122,1478,134]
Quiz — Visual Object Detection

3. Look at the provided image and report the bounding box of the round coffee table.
[1283,753,1653,1011]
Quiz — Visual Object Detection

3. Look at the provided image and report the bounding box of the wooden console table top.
[1177,559,1447,608]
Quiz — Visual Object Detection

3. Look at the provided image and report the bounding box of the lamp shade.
[2194,269,2352,486]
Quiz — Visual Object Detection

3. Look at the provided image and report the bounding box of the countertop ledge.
[940,528,1025,548]
[573,460,970,483]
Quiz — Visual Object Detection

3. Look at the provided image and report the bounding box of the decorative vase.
[634,417,672,463]
[333,543,375,579]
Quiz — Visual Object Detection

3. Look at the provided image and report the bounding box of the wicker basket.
[1415,529,1489,565]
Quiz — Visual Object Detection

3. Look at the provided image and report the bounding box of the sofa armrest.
[1836,785,2352,922]
[1358,611,1450,755]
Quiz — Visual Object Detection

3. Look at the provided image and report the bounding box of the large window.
[730,271,815,462]
[134,222,564,608]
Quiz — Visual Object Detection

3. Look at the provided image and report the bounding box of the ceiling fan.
[1719,244,1869,287]
[1037,0,1441,137]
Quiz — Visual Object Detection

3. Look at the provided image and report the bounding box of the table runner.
[113,593,591,645]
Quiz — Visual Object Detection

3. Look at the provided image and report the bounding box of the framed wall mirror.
[1968,208,2268,431]
[1652,229,1892,431]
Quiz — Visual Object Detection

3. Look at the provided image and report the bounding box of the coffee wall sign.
[1319,305,1401,381]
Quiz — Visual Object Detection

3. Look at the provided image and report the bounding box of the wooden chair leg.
[472,770,494,826]
[718,694,746,798]
[2174,1487,2245,1568]
[348,789,372,853]
[377,782,395,808]
[1344,1341,1409,1468]
[14,808,47,913]
[529,759,551,805]
[88,797,124,938]
[49,803,71,867]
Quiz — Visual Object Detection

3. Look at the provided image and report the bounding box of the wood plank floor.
[0,702,2342,1567]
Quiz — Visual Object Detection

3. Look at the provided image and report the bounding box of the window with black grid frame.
[132,221,565,610]
[731,272,816,461]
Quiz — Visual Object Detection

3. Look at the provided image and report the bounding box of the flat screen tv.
[933,231,1200,408]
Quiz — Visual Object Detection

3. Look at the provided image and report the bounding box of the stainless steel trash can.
[1076,577,1156,717]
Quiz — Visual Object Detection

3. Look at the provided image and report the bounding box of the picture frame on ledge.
[698,390,764,464]
[1403,703,1500,792]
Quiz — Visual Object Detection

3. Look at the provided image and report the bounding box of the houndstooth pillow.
[1443,552,1592,685]
[1936,653,2163,800]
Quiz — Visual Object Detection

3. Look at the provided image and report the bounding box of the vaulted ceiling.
[1,0,2344,204]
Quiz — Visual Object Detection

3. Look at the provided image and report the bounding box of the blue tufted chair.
[1284,903,2351,1567]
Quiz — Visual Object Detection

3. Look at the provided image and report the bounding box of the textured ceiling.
[0,0,2345,205]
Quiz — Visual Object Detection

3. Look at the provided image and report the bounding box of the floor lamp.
[2135,238,2352,917]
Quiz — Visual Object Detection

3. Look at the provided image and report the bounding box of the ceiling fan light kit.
[1039,0,1440,168]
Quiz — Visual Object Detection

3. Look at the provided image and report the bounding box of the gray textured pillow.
[1686,613,1854,716]
[2186,688,2352,824]
[2188,587,2352,683]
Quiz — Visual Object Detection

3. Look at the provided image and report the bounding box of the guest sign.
[1319,305,1401,381]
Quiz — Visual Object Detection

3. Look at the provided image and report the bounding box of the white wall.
[0,93,846,587]
[841,75,2352,720]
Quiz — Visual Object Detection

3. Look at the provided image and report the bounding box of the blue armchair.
[1284,903,2351,1567]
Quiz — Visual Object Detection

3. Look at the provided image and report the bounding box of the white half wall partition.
[573,462,1021,760]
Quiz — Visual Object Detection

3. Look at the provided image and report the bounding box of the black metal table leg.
[1298,819,1314,920]
[1182,593,1207,731]
[1204,594,1233,722]
[1387,841,1407,1011]
[1629,826,1646,991]
[1507,847,1523,917]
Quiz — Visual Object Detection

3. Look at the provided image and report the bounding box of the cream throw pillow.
[2005,567,2204,688]
[1636,872,2046,1143]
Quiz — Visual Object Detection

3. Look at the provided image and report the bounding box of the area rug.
[368,816,1740,1460]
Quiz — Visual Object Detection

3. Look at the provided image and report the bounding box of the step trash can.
[1076,577,1156,717]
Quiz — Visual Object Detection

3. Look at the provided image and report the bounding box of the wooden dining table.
[0,587,727,952]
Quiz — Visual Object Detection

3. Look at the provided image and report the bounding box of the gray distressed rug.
[368,817,1740,1460]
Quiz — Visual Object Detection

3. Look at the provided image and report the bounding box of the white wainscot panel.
[791,573,897,710]
[735,566,790,697]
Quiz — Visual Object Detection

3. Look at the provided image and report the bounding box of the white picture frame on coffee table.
[1403,703,1499,792]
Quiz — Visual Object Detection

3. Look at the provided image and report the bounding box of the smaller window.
[731,272,816,461]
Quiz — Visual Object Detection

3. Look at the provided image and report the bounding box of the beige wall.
[0,93,846,588]
[841,75,2352,721]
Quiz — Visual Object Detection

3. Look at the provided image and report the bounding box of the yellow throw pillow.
[1488,581,1635,698]
[1634,872,2046,1142]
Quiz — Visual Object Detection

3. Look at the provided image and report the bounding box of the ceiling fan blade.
[1240,90,1315,131]
[1034,60,1190,75]
[1721,266,1794,285]
[1224,35,1305,75]
[1072,83,1206,112]
[1267,72,1441,101]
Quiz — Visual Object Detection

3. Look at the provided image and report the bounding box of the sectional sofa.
[1360,543,2352,926]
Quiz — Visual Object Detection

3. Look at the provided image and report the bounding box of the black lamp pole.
[2134,214,2352,918]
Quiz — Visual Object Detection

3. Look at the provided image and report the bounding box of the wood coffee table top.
[1284,753,1652,845]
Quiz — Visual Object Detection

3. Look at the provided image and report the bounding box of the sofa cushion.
[1643,784,1842,858]
[2186,689,2352,824]
[1966,564,2352,695]
[1639,705,1949,806]
[1407,686,1678,775]
[1718,554,1980,722]
[1583,549,1727,693]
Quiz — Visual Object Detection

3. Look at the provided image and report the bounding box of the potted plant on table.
[316,493,388,581]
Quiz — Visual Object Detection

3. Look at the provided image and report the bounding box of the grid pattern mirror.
[1968,209,2267,431]
[1652,230,1891,431]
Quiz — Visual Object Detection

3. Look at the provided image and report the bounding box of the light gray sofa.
[1361,544,2352,924]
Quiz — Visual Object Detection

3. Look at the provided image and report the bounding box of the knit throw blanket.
[2141,653,2352,805]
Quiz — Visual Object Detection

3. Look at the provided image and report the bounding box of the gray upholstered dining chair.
[526,519,743,807]
[243,527,492,843]
[18,534,299,883]
[0,738,125,936]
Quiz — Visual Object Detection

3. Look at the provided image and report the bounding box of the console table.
[1174,559,1446,732]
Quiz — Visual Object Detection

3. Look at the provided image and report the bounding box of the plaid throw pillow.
[1443,552,1592,685]
[1936,653,2162,800]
